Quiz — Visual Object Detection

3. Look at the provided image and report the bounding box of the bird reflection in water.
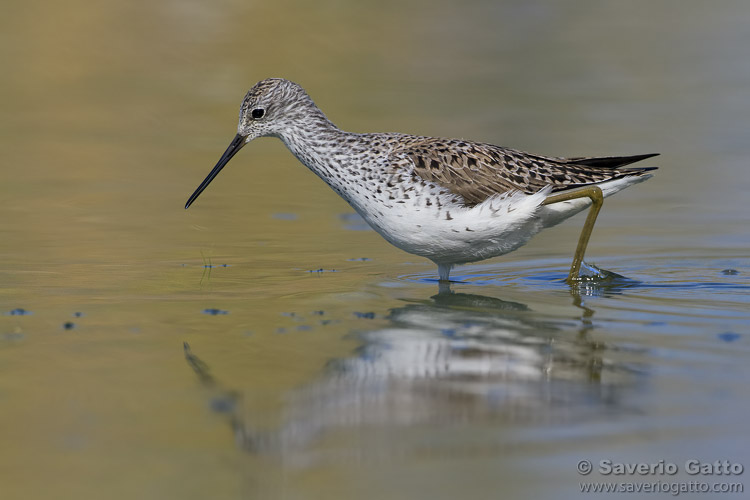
[184,282,644,460]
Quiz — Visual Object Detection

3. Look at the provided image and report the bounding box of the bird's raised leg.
[542,185,604,283]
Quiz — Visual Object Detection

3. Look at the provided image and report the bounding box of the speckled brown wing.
[391,137,658,206]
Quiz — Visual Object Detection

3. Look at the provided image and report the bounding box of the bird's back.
[385,135,657,206]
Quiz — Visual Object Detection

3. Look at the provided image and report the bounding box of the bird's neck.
[276,109,358,183]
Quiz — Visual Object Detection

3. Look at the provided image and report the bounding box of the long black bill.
[185,134,246,209]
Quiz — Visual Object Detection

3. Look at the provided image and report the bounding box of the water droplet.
[202,308,228,315]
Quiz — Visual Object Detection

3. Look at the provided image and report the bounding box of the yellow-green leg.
[542,186,604,283]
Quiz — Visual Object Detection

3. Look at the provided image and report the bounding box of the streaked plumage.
[186,78,658,282]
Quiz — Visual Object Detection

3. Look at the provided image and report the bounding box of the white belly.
[350,175,650,265]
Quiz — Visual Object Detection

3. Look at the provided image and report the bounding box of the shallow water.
[2,1,750,499]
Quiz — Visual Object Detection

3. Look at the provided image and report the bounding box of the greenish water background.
[1,1,749,499]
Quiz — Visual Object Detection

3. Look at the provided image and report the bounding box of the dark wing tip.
[623,153,660,164]
[568,153,660,169]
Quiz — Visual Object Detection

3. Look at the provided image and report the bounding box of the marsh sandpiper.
[186,78,657,282]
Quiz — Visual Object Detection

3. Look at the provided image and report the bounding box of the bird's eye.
[251,108,265,119]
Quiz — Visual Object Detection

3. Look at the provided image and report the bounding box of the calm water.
[2,1,749,499]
